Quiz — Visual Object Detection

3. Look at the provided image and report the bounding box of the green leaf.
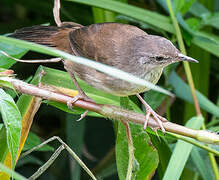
[179,0,195,14]
[168,71,219,117]
[118,97,135,179]
[0,163,28,180]
[0,36,173,96]
[0,80,16,93]
[116,123,159,180]
[0,41,27,69]
[202,12,219,30]
[189,1,210,18]
[0,127,8,164]
[172,0,195,14]
[40,66,119,117]
[65,114,85,180]
[149,134,172,179]
[173,0,185,13]
[176,13,219,57]
[192,35,219,58]
[163,116,204,180]
[23,132,54,152]
[67,0,174,33]
[40,66,120,105]
[0,88,22,169]
[186,18,201,31]
[66,0,219,58]
[191,147,214,180]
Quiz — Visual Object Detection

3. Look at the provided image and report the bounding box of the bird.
[7,21,198,133]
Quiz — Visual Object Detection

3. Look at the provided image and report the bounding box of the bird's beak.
[177,53,199,63]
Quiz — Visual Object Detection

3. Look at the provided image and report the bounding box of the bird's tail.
[8,25,59,47]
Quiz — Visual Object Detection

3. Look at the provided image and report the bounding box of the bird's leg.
[136,94,167,133]
[64,64,95,120]
[65,68,94,106]
[53,0,91,120]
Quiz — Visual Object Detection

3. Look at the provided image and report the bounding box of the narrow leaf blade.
[169,71,219,117]
[0,88,22,169]
[0,36,173,96]
[163,116,204,180]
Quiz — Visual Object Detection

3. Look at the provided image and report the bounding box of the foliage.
[0,0,218,179]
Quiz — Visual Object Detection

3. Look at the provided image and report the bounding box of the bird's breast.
[124,67,163,95]
[64,60,163,96]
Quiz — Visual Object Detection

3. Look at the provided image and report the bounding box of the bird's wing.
[69,23,146,66]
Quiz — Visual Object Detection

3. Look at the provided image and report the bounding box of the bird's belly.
[104,69,163,96]
[65,61,163,96]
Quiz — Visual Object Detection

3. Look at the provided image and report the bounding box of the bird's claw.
[136,94,167,134]
[144,107,167,134]
[67,93,94,121]
[67,93,94,109]
[76,110,89,121]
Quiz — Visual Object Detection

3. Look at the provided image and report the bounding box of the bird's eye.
[155,56,164,61]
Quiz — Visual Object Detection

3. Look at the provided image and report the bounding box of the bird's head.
[131,35,198,68]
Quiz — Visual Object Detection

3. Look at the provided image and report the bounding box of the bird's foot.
[136,94,167,134]
[67,93,94,109]
[67,93,94,121]
[144,105,167,134]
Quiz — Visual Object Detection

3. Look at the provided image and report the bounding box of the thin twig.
[0,76,219,147]
[122,121,134,180]
[29,145,65,180]
[53,0,62,27]
[168,132,219,156]
[0,51,62,63]
[22,136,97,180]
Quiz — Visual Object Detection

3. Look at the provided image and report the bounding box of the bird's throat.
[143,67,163,85]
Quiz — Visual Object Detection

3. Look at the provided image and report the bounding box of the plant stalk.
[122,121,134,180]
[165,0,201,116]
[0,77,218,147]
[166,0,219,178]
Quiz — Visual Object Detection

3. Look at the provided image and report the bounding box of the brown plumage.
[10,22,197,95]
[9,22,198,132]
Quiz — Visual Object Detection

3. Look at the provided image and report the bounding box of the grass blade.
[169,71,219,117]
[191,147,214,180]
[0,36,173,96]
[163,116,204,180]
[67,0,174,33]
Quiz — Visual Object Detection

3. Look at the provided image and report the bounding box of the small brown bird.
[8,22,197,132]
[6,0,198,132]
